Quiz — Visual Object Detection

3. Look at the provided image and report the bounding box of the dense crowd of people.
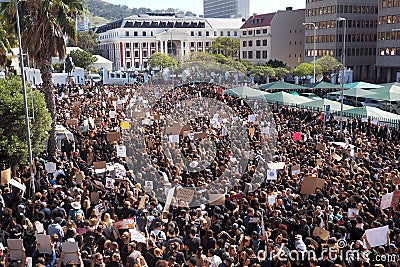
[1,79,400,267]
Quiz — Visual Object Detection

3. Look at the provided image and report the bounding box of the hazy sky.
[103,0,305,16]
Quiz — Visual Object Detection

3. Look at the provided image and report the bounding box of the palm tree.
[1,0,83,157]
[0,13,16,67]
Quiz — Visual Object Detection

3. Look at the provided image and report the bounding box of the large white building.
[203,0,250,19]
[95,13,244,71]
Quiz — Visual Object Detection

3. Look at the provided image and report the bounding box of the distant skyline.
[103,0,305,16]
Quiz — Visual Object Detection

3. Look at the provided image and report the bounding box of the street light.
[1,0,34,176]
[337,17,346,140]
[165,29,174,89]
[303,22,316,84]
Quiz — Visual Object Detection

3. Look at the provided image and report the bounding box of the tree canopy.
[149,52,176,70]
[208,37,240,58]
[70,49,97,70]
[250,65,275,78]
[315,56,341,75]
[0,76,51,167]
[293,62,323,77]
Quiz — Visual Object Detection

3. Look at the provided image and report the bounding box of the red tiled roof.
[240,12,276,29]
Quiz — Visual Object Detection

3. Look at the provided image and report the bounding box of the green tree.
[212,54,228,64]
[149,52,175,71]
[0,13,16,67]
[0,76,51,167]
[226,59,247,73]
[70,49,97,70]
[1,0,83,157]
[71,30,99,54]
[293,62,322,77]
[266,59,287,68]
[315,55,341,75]
[52,63,64,73]
[274,67,289,78]
[250,65,275,79]
[208,37,240,58]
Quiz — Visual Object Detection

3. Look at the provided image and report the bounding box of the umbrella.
[258,81,308,91]
[329,87,378,105]
[304,81,342,89]
[299,99,354,111]
[224,86,269,99]
[344,82,383,89]
[261,91,314,105]
[344,106,400,120]
[367,84,400,102]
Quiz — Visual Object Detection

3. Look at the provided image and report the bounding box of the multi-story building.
[377,0,400,82]
[304,0,378,82]
[76,11,90,32]
[240,8,305,70]
[95,13,243,71]
[203,0,249,19]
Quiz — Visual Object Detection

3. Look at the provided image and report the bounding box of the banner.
[176,188,195,202]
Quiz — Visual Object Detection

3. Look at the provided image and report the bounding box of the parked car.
[378,101,400,114]
[300,92,323,100]
[361,99,381,108]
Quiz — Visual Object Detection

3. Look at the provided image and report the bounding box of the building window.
[263,29,267,34]
[206,31,209,36]
[262,50,267,58]
[134,51,139,57]
[214,31,217,36]
[134,31,138,36]
[198,31,202,36]
[143,51,148,58]
[143,62,148,68]
[143,43,147,48]
[134,43,139,48]
[256,29,261,34]
[126,51,131,57]
[242,51,247,59]
[125,31,129,36]
[191,31,194,36]
[190,42,195,47]
[248,30,253,35]
[126,43,130,48]
[127,62,131,68]
[227,31,231,36]
[142,31,146,37]
[256,51,261,58]
[135,62,140,68]
[220,31,224,36]
[256,40,261,46]
[197,42,202,47]
[243,31,247,36]
[248,40,253,47]
[243,41,247,47]
[248,51,253,59]
[151,42,155,48]
[234,31,237,36]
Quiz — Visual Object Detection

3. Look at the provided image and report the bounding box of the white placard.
[268,195,277,205]
[129,229,147,243]
[248,114,256,122]
[380,192,394,209]
[9,179,26,191]
[348,208,359,218]
[169,135,179,143]
[116,145,127,158]
[145,181,153,190]
[266,169,277,180]
[364,225,389,248]
[61,242,79,264]
[267,162,285,170]
[362,118,368,122]
[35,223,44,234]
[37,234,52,254]
[109,111,116,119]
[8,239,24,260]
[45,162,56,174]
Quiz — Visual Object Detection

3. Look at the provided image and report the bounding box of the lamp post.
[166,29,174,89]
[337,17,346,140]
[303,22,316,84]
[1,0,34,176]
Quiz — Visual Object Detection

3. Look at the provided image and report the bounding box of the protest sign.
[37,234,52,254]
[331,152,342,161]
[266,169,277,180]
[93,161,106,170]
[176,188,195,202]
[209,194,225,206]
[267,162,285,170]
[66,119,79,125]
[75,171,84,185]
[348,208,359,219]
[116,145,127,157]
[35,223,44,234]
[107,132,121,142]
[268,195,277,205]
[293,132,301,141]
[168,135,179,143]
[380,192,394,209]
[9,179,26,192]
[120,121,130,129]
[301,176,325,195]
[129,229,147,243]
[392,190,400,208]
[291,164,301,175]
[364,225,389,248]
[91,192,100,204]
[8,239,24,260]
[61,242,79,264]
[313,227,330,241]
[45,162,57,174]
[163,188,175,212]
[0,168,11,185]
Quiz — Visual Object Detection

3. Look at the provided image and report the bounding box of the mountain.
[86,0,198,27]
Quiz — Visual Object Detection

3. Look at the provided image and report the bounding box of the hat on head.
[71,201,81,210]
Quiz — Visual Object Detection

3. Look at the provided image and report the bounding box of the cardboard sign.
[75,171,84,185]
[35,223,44,234]
[105,178,114,188]
[248,114,256,122]
[61,242,79,264]
[0,168,11,185]
[291,164,301,175]
[248,128,255,138]
[113,217,135,229]
[138,196,147,209]
[93,161,106,170]
[45,162,57,174]
[163,188,175,212]
[37,234,52,254]
[331,152,342,161]
[313,227,330,241]
[266,169,277,180]
[293,132,301,141]
[8,239,24,260]
[268,162,285,170]
[66,119,79,125]
[209,194,225,206]
[91,192,100,204]
[95,118,102,126]
[301,176,325,195]
[116,145,127,157]
[107,132,121,142]
[129,229,147,243]
[348,208,359,219]
[120,121,130,130]
[168,135,179,143]
[166,126,182,135]
[176,188,195,202]
[392,190,400,208]
[194,132,207,139]
[316,143,326,151]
